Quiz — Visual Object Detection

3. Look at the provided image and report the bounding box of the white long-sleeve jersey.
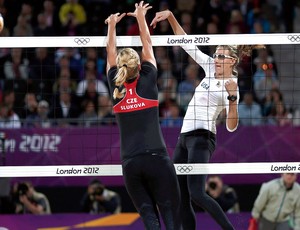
[180,45,239,134]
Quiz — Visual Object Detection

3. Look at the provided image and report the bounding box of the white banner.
[0,33,299,48]
[0,162,299,177]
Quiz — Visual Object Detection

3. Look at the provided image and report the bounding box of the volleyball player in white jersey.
[151,10,264,230]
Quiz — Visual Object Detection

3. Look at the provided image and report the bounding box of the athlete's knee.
[190,188,208,205]
[158,200,173,220]
[158,200,182,230]
[139,203,160,230]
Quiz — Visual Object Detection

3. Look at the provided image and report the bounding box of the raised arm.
[150,10,185,35]
[105,12,126,74]
[127,1,155,67]
[151,10,214,75]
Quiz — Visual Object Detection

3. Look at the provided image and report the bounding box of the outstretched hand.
[127,1,152,18]
[104,12,126,25]
[150,10,171,29]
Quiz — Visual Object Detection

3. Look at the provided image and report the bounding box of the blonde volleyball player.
[151,10,264,230]
[105,2,182,229]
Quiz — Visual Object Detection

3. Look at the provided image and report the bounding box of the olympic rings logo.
[74,38,90,45]
[177,165,193,173]
[287,35,300,42]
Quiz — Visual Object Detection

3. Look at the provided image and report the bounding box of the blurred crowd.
[0,0,299,128]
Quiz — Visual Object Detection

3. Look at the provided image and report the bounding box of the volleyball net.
[0,33,300,178]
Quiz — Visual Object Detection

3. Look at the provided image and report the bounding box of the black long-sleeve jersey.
[107,62,167,161]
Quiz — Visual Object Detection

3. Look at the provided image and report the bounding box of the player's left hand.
[127,1,152,18]
[104,13,126,25]
[225,79,237,96]
[150,10,171,29]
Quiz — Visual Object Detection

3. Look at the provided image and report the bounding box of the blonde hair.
[113,48,140,99]
[216,45,265,77]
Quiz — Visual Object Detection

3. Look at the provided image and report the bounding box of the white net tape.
[0,33,299,48]
[0,162,299,177]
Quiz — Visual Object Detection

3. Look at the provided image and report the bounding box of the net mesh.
[0,34,299,179]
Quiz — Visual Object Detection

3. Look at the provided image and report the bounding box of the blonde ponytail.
[237,45,266,58]
[113,87,126,99]
[112,48,140,99]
